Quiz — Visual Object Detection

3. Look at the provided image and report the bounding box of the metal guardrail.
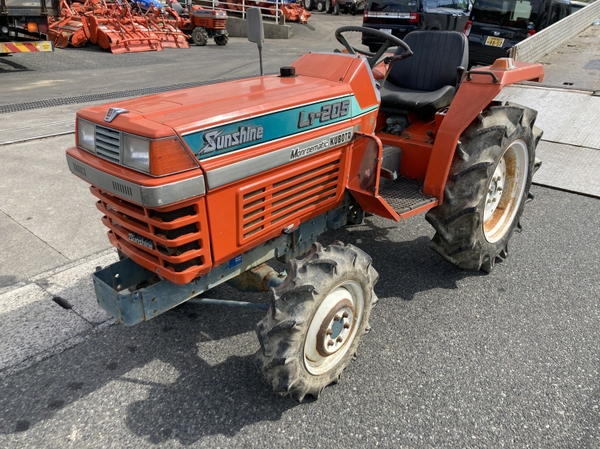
[509,0,600,62]
[198,0,286,25]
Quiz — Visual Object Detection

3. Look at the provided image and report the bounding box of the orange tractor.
[66,11,543,401]
[167,1,229,46]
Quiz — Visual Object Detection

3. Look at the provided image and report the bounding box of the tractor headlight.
[122,133,150,173]
[77,119,96,154]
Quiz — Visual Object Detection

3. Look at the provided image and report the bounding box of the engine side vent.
[240,156,342,242]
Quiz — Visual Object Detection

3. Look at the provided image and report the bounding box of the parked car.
[308,0,365,14]
[362,0,471,52]
[569,0,590,12]
[466,0,572,66]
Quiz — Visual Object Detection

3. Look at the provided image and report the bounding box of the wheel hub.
[316,298,354,356]
[304,283,364,376]
[484,158,506,218]
[483,139,529,243]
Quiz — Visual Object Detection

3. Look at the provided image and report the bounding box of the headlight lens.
[77,119,96,153]
[122,133,150,173]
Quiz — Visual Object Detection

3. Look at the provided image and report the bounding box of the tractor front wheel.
[425,102,542,273]
[304,0,314,10]
[254,242,378,402]
[325,0,333,13]
[333,2,340,14]
[316,1,326,12]
[214,34,228,46]
[191,27,209,46]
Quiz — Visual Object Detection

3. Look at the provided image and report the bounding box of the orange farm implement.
[47,0,191,53]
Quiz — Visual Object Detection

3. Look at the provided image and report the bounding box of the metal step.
[378,177,437,215]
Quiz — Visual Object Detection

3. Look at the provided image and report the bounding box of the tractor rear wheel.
[254,242,378,402]
[304,0,314,10]
[214,34,228,46]
[191,27,209,46]
[425,102,542,273]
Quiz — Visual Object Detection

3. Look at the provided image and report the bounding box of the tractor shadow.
[119,220,480,444]
[322,217,483,301]
[122,298,299,444]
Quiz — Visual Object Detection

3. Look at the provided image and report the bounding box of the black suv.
[362,0,471,52]
[466,0,572,66]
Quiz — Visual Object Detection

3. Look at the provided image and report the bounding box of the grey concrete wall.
[227,16,293,39]
[509,1,600,61]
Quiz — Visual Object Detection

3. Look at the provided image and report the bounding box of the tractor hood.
[76,53,381,159]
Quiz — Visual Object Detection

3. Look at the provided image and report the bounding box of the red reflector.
[464,20,472,37]
[527,29,536,36]
[409,12,419,23]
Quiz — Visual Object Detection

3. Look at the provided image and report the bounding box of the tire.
[191,27,208,46]
[255,242,379,402]
[425,102,543,273]
[304,0,314,10]
[325,0,332,13]
[214,34,228,46]
[316,1,325,12]
[333,2,340,14]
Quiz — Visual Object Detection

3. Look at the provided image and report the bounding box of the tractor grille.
[95,125,121,163]
[239,155,342,242]
[91,187,211,284]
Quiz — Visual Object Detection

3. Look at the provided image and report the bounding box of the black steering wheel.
[334,26,413,69]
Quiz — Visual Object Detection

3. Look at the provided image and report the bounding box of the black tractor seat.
[379,31,469,118]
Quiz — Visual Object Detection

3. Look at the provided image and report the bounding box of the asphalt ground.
[1,12,599,448]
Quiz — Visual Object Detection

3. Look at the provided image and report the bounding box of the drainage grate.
[0,77,243,114]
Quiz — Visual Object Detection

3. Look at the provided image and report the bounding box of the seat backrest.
[387,31,469,92]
